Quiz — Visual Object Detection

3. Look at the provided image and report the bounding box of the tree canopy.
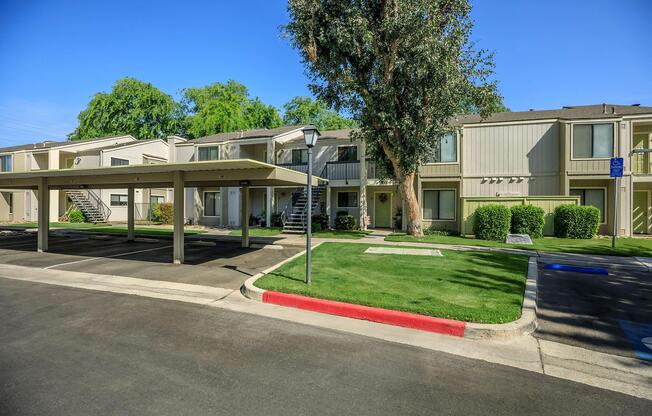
[286,0,501,235]
[283,96,357,130]
[69,77,183,141]
[181,80,282,138]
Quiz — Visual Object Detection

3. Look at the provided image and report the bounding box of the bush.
[312,214,329,231]
[510,205,545,238]
[335,214,356,230]
[271,212,283,227]
[151,202,174,224]
[68,209,86,223]
[473,204,512,241]
[312,223,323,232]
[554,204,600,239]
[423,226,459,236]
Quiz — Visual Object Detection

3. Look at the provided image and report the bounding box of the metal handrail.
[86,189,112,221]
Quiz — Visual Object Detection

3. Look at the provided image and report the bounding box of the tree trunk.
[399,172,423,237]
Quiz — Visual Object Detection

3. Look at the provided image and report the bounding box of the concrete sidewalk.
[0,262,650,400]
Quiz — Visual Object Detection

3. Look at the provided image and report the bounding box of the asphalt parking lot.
[535,263,652,360]
[0,231,303,289]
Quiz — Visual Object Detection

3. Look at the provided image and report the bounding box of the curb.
[242,251,539,340]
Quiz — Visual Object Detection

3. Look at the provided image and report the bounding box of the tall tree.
[182,80,282,138]
[283,96,357,129]
[286,0,499,236]
[69,77,183,141]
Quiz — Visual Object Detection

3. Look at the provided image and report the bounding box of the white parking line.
[44,245,173,269]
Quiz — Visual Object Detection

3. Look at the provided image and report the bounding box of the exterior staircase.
[282,186,325,234]
[66,190,111,223]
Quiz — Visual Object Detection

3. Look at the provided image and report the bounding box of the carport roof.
[0,159,325,190]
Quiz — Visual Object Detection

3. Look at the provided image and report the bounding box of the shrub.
[271,212,283,227]
[473,204,511,241]
[335,214,356,230]
[554,204,600,239]
[510,205,545,238]
[423,226,459,236]
[151,202,174,224]
[312,223,323,232]
[68,209,86,223]
[312,214,329,231]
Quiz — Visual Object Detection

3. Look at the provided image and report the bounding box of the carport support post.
[241,186,250,248]
[127,188,135,242]
[173,171,185,264]
[37,178,49,252]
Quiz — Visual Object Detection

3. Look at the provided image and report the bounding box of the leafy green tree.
[69,77,183,140]
[283,96,357,130]
[286,0,500,236]
[182,80,282,138]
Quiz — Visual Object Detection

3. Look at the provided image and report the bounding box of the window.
[3,192,13,214]
[291,149,308,164]
[150,195,164,205]
[203,192,220,217]
[198,146,219,161]
[570,188,606,223]
[337,192,358,208]
[0,155,12,172]
[110,157,129,166]
[110,194,128,206]
[423,190,456,220]
[572,124,614,158]
[428,133,457,163]
[337,146,358,162]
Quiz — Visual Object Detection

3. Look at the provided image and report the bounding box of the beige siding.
[462,175,559,197]
[419,163,460,177]
[568,159,610,174]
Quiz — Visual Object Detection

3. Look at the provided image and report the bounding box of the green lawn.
[255,242,528,324]
[6,222,206,237]
[312,230,372,239]
[229,227,283,236]
[385,233,652,257]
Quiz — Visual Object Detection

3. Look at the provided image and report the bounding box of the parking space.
[0,232,303,290]
[535,263,652,360]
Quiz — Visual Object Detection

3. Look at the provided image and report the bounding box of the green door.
[633,191,648,234]
[374,193,392,228]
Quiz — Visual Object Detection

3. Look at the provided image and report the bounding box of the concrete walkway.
[0,262,649,400]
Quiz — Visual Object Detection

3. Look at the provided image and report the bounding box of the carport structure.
[0,159,321,264]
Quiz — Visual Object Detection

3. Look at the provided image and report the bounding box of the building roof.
[454,104,652,126]
[191,125,303,144]
[80,138,167,153]
[0,135,135,154]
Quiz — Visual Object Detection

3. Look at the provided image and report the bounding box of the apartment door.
[374,192,392,228]
[632,134,650,174]
[632,191,649,234]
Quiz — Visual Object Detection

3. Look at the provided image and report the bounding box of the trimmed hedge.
[312,223,323,232]
[554,204,600,239]
[510,205,545,238]
[151,202,174,224]
[335,214,356,230]
[473,204,511,241]
[68,209,86,223]
[270,212,283,227]
[312,214,329,231]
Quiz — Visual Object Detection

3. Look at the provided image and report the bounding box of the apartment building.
[173,103,652,237]
[0,135,172,223]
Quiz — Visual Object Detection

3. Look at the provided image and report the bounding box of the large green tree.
[69,77,183,141]
[283,96,357,130]
[286,0,500,236]
[182,80,282,138]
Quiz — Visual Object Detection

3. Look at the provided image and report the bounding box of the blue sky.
[1,0,650,146]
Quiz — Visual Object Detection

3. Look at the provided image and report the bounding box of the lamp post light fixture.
[302,125,320,285]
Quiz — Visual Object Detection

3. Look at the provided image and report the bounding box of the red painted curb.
[262,290,466,337]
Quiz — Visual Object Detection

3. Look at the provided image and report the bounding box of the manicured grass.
[312,230,372,239]
[229,227,283,236]
[5,222,206,237]
[255,242,528,324]
[385,233,652,257]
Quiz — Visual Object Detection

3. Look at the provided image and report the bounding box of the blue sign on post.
[610,157,624,178]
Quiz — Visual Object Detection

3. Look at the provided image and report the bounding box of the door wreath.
[378,193,388,203]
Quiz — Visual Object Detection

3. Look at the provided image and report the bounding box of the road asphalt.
[1,278,649,416]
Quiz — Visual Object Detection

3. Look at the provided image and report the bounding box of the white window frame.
[336,191,359,208]
[110,157,129,166]
[569,187,608,225]
[202,191,221,218]
[110,194,128,207]
[197,145,220,162]
[421,188,457,221]
[570,122,616,161]
[0,154,13,172]
[291,148,309,165]
[425,133,459,165]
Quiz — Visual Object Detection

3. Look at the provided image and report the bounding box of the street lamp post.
[302,125,320,285]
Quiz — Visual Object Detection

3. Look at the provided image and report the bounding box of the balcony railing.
[276,163,309,174]
[632,153,651,175]
[324,161,360,181]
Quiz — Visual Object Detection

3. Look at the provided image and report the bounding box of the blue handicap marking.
[543,263,608,275]
[618,320,652,361]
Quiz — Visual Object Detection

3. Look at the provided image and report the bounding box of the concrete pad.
[364,246,442,256]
